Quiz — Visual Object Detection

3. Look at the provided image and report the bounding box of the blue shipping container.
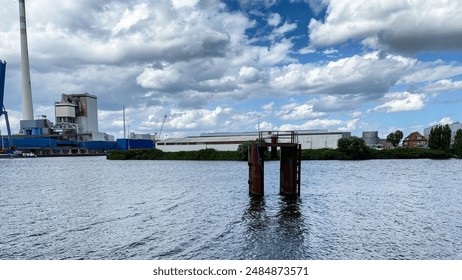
[80,141,117,150]
[116,139,154,150]
[12,137,57,148]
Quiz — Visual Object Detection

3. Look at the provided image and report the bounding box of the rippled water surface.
[1,157,461,259]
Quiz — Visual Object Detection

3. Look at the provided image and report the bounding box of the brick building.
[403,132,428,148]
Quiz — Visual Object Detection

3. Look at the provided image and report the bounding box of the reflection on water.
[242,195,308,259]
[244,197,268,231]
[275,196,307,259]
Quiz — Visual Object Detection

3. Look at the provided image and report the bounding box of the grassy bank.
[107,148,241,161]
[302,148,453,160]
[369,148,453,159]
[107,147,455,160]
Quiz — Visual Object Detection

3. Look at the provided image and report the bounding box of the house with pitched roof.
[403,132,428,148]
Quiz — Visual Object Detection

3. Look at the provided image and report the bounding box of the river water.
[1,157,461,260]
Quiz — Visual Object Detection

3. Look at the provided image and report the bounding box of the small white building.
[156,130,351,152]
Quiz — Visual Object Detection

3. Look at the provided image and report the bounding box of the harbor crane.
[1,60,12,149]
[156,115,167,141]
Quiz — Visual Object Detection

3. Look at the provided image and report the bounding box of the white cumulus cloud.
[309,0,462,53]
[372,92,427,113]
[277,103,326,120]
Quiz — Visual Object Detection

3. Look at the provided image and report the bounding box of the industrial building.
[6,92,154,155]
[54,93,100,139]
[156,130,351,152]
[362,131,380,148]
[157,132,259,152]
[0,1,153,156]
[298,130,351,149]
[18,93,111,141]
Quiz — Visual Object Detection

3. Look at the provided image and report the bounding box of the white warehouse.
[156,130,351,152]
[297,130,351,149]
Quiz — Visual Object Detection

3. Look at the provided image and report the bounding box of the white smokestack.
[19,0,34,120]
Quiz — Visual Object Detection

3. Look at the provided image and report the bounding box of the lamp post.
[306,140,312,149]
[127,124,130,150]
[257,115,260,135]
[123,106,126,139]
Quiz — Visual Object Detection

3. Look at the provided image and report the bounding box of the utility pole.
[123,106,126,139]
[257,115,260,135]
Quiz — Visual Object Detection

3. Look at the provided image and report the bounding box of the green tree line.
[428,125,462,157]
[428,124,452,151]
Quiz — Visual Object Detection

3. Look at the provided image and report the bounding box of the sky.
[1,0,462,139]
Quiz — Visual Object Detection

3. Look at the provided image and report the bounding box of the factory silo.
[76,93,98,133]
[362,131,379,147]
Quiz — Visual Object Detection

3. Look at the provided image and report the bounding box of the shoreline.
[106,148,457,161]
[36,153,107,158]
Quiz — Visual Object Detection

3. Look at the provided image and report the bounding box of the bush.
[107,148,240,161]
[369,148,452,159]
[236,139,268,161]
[301,148,347,160]
[337,137,371,160]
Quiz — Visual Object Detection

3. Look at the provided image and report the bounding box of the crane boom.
[157,115,167,140]
[1,60,12,149]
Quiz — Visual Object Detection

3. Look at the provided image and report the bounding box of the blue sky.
[1,0,462,139]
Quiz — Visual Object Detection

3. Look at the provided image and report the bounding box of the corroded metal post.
[248,132,301,197]
[279,144,301,195]
[248,143,264,196]
[270,136,278,159]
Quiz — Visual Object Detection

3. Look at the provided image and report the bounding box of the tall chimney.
[19,0,34,120]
